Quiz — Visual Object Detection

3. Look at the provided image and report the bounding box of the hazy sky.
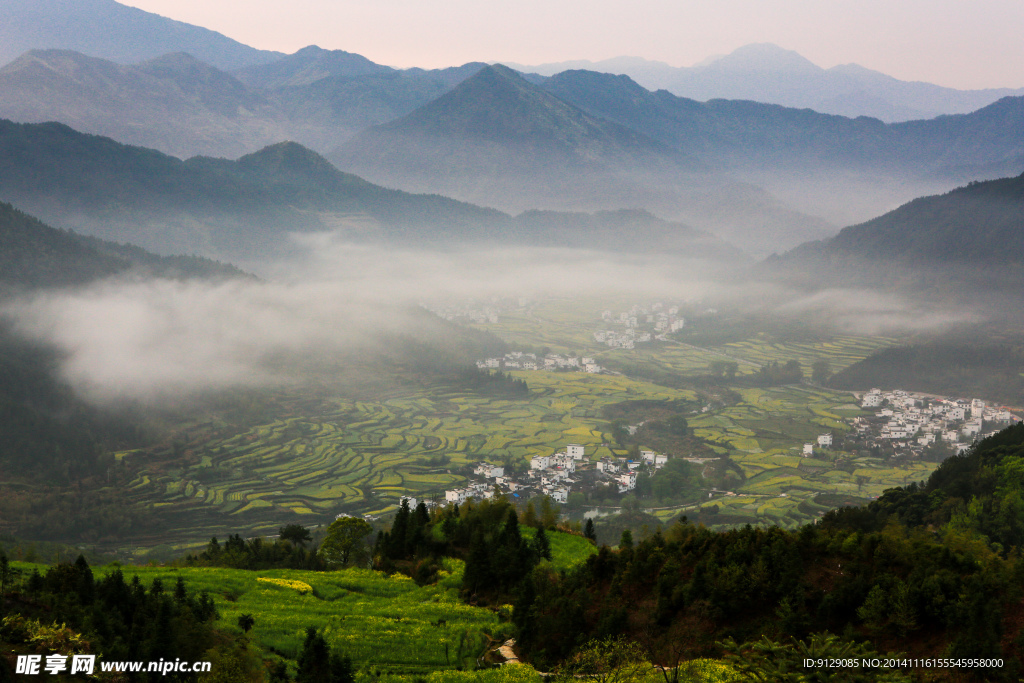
[117,0,1024,89]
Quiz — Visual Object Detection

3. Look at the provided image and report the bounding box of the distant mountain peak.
[232,44,391,89]
[370,62,621,147]
[700,43,823,74]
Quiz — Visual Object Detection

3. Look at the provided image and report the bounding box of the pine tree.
[297,627,331,683]
[533,525,552,561]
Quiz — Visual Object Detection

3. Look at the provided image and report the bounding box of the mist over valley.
[3,3,1024,679]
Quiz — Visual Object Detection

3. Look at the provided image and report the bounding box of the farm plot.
[708,335,897,375]
[109,561,500,673]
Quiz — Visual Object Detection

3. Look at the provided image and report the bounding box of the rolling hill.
[762,172,1024,303]
[541,69,1024,176]
[0,47,489,159]
[786,172,1024,264]
[0,119,741,263]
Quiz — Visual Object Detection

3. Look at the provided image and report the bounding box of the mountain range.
[0,119,741,264]
[9,0,1022,125]
[332,64,1024,240]
[0,47,488,159]
[331,64,695,210]
[507,43,1024,123]
[2,1,1023,260]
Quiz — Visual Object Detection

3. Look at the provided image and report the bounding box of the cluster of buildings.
[476,352,602,374]
[593,304,686,349]
[848,388,1021,454]
[442,445,669,506]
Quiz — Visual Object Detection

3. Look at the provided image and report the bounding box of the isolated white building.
[817,434,833,447]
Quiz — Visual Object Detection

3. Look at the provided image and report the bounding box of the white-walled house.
[445,489,468,504]
[544,486,569,504]
[817,434,833,447]
[862,391,884,408]
[530,455,552,470]
[473,463,505,478]
[566,444,585,459]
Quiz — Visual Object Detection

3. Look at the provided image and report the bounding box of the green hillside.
[513,425,1024,678]
[824,172,1024,263]
[765,171,1024,294]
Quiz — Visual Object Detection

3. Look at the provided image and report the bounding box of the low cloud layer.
[1,240,980,404]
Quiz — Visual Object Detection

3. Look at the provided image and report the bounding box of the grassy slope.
[8,532,594,674]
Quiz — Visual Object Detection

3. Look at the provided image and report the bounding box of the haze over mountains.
[2,0,1023,261]
[781,172,1024,266]
[334,64,1024,242]
[507,43,1024,123]
[0,119,741,266]
[763,171,1024,312]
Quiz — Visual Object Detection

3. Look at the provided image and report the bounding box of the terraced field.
[120,372,696,545]
[109,297,927,548]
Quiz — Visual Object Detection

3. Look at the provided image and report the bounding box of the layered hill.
[0,200,249,291]
[537,69,1024,228]
[0,120,740,263]
[250,50,488,151]
[0,50,289,158]
[0,0,281,70]
[542,69,1024,176]
[509,43,1024,122]
[0,48,487,158]
[761,172,1024,306]
[0,119,509,258]
[232,44,395,89]
[783,172,1024,265]
[329,64,1024,246]
[331,64,697,211]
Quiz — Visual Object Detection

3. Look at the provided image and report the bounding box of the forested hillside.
[511,425,1024,679]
